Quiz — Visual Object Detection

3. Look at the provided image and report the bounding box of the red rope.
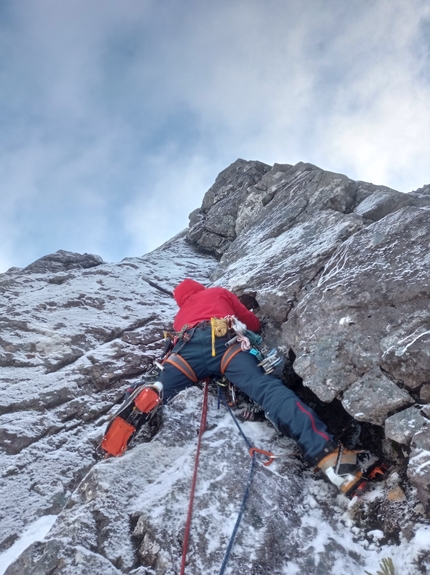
[180,380,209,575]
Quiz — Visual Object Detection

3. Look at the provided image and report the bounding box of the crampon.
[100,363,164,457]
[347,454,393,498]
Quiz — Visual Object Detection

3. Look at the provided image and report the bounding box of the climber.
[158,278,365,497]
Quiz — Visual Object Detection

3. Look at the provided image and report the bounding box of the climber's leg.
[224,351,335,465]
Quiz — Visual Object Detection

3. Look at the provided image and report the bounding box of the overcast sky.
[1,0,429,272]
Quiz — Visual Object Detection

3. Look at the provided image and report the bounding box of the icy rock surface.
[5,387,430,575]
[187,159,271,257]
[385,407,427,446]
[0,234,216,564]
[408,425,430,517]
[2,159,430,574]
[199,160,429,511]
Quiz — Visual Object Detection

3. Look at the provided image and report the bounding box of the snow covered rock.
[282,207,429,406]
[385,407,428,446]
[1,160,430,574]
[6,387,430,575]
[408,425,430,514]
[187,159,271,257]
[0,233,217,562]
[22,249,105,273]
[341,368,413,426]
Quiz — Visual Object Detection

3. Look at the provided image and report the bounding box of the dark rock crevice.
[140,275,174,297]
[103,315,160,344]
[45,352,85,373]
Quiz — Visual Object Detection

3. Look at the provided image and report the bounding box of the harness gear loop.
[163,353,198,383]
[249,447,276,466]
[220,342,242,374]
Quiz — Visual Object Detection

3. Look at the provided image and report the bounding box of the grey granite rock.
[0,236,217,554]
[2,161,430,573]
[407,424,430,513]
[353,187,413,221]
[187,158,271,257]
[281,206,429,407]
[0,388,387,575]
[385,406,427,445]
[420,385,430,403]
[23,250,105,273]
[341,367,412,426]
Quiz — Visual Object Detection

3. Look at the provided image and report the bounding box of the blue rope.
[219,392,253,450]
[219,456,256,575]
[217,392,256,575]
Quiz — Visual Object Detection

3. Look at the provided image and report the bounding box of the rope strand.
[180,381,209,575]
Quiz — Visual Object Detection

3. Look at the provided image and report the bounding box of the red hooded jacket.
[173,279,261,333]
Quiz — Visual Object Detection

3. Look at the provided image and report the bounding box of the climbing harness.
[220,342,243,374]
[163,353,198,383]
[165,316,280,383]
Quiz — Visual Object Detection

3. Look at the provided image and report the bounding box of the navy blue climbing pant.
[160,325,335,465]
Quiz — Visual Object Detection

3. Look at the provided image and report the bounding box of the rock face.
[188,159,271,257]
[285,206,430,401]
[193,159,430,506]
[1,160,430,574]
[0,235,216,560]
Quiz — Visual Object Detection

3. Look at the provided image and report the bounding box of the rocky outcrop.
[187,159,271,257]
[188,159,430,510]
[408,425,430,513]
[283,205,430,402]
[22,249,105,273]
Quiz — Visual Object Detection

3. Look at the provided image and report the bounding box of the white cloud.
[121,153,217,257]
[1,0,430,271]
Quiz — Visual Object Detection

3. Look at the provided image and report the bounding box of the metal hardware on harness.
[258,348,282,374]
[227,382,238,407]
[249,447,276,466]
[153,360,165,372]
[225,335,238,347]
[249,347,263,361]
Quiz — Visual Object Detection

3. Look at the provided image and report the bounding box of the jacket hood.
[173,279,206,307]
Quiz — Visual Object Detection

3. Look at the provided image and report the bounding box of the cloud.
[121,153,218,258]
[0,0,429,271]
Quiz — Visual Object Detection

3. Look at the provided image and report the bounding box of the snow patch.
[0,515,57,575]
